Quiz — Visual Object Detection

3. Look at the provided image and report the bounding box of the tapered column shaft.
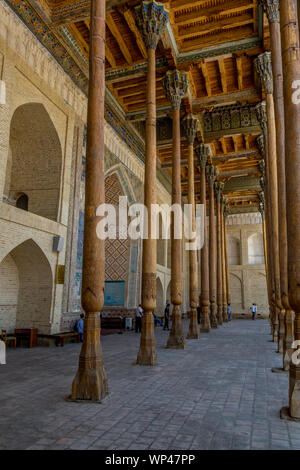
[182,114,199,339]
[255,54,281,345]
[221,201,228,323]
[71,0,108,402]
[258,141,274,333]
[163,70,188,349]
[256,97,279,342]
[262,0,294,366]
[196,144,211,333]
[280,0,300,418]
[223,209,231,307]
[137,46,157,365]
[266,92,281,347]
[135,1,168,365]
[215,182,224,325]
[207,166,218,328]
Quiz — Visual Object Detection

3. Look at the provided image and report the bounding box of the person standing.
[76,313,84,342]
[163,303,170,331]
[227,303,232,322]
[135,304,143,333]
[251,303,257,320]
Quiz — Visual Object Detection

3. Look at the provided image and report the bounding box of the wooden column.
[255,99,280,343]
[206,165,218,328]
[135,1,168,365]
[215,182,224,326]
[163,70,188,349]
[182,114,200,339]
[71,0,108,402]
[255,55,282,349]
[196,144,211,333]
[262,0,295,370]
[223,202,231,314]
[280,0,300,419]
[258,191,272,310]
[262,2,293,363]
[221,197,228,323]
[257,135,274,335]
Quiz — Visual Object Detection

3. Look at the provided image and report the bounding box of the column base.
[187,309,199,339]
[200,306,211,333]
[277,338,284,354]
[71,366,108,402]
[283,344,294,371]
[136,311,157,366]
[222,305,228,323]
[271,367,288,374]
[166,305,186,349]
[288,362,300,419]
[217,306,223,325]
[70,314,108,402]
[209,303,218,328]
[280,406,300,422]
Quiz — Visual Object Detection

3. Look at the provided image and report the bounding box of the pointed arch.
[0,239,53,333]
[5,103,62,221]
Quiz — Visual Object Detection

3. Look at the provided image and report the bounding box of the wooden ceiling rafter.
[23,0,266,210]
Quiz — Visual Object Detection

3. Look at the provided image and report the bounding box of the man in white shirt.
[251,303,258,320]
[135,304,143,333]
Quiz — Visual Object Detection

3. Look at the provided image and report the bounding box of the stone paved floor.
[1,318,300,450]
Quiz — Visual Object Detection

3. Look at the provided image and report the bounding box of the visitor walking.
[251,303,257,320]
[227,303,232,321]
[163,303,170,330]
[135,304,143,333]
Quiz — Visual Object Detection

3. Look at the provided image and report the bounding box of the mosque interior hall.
[0,0,300,452]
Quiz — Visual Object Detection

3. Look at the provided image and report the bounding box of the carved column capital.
[214,181,224,203]
[206,165,218,187]
[221,194,227,214]
[259,0,280,23]
[259,158,266,179]
[135,1,169,50]
[258,191,265,218]
[255,102,268,135]
[223,202,230,219]
[195,143,210,170]
[255,52,273,94]
[257,133,266,157]
[162,70,188,110]
[259,201,265,218]
[182,113,199,145]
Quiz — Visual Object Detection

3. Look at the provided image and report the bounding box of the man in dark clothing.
[197,306,201,325]
[163,303,170,330]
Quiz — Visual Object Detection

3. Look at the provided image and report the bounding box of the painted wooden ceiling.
[21,0,271,211]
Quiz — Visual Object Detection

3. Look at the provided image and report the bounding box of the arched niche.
[229,273,243,312]
[248,232,264,265]
[0,239,53,333]
[5,103,62,221]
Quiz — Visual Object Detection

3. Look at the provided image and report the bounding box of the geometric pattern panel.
[105,173,129,281]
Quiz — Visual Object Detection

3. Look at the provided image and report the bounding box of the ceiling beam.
[174,0,255,26]
[192,88,260,110]
[122,8,147,59]
[177,13,253,39]
[106,13,133,66]
[218,59,228,94]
